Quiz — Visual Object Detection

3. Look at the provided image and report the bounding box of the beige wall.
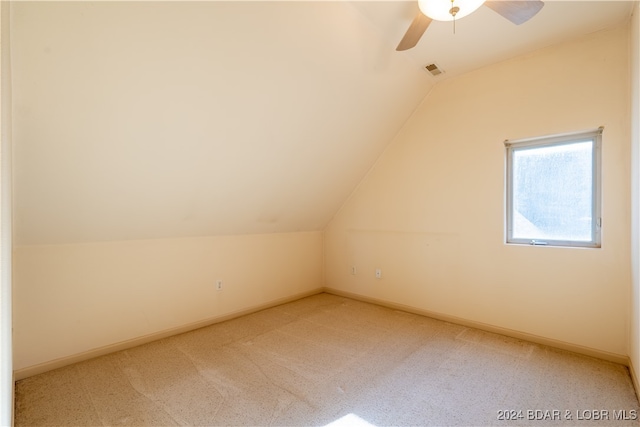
[630,0,639,385]
[13,231,322,372]
[325,25,631,357]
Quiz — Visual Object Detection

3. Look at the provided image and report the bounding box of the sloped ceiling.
[11,1,432,245]
[11,1,634,246]
[352,1,634,80]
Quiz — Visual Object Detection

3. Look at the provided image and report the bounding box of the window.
[505,128,602,248]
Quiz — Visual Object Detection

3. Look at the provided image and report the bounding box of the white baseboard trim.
[13,288,324,381]
[323,287,629,366]
[15,287,630,381]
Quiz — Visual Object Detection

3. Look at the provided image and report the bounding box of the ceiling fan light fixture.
[418,0,486,22]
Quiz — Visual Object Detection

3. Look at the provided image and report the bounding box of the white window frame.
[505,127,603,248]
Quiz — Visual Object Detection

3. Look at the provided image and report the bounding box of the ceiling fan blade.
[485,0,544,25]
[396,13,432,51]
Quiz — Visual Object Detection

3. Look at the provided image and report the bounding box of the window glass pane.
[511,140,593,242]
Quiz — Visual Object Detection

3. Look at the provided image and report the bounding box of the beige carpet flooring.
[14,293,640,426]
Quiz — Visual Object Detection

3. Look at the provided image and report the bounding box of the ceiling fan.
[397,0,545,51]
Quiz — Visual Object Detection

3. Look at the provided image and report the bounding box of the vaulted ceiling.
[10,1,634,246]
[353,1,634,79]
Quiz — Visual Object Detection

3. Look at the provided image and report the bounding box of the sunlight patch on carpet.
[324,413,376,427]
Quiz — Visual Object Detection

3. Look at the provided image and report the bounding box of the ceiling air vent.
[425,63,443,76]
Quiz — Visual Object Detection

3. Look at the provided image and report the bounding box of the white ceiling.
[11,1,432,245]
[10,1,635,246]
[351,0,635,79]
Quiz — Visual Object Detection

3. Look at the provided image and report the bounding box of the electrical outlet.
[216,280,223,291]
[375,269,382,279]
